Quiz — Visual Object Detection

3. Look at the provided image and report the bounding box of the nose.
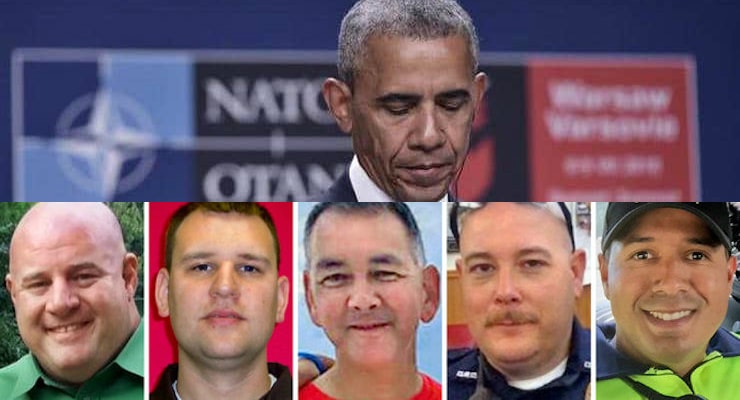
[210,264,239,299]
[347,279,380,311]
[408,104,446,151]
[46,280,80,316]
[652,257,690,296]
[493,267,522,305]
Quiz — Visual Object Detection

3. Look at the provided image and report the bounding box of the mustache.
[484,310,538,327]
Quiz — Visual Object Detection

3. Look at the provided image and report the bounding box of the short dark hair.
[165,202,280,270]
[304,202,426,267]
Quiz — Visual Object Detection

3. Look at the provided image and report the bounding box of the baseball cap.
[601,202,733,254]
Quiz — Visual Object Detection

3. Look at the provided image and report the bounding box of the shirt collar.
[507,357,568,390]
[174,374,278,400]
[472,319,590,397]
[116,320,144,377]
[5,354,43,399]
[596,321,740,379]
[348,156,449,202]
[348,156,393,202]
[8,321,144,398]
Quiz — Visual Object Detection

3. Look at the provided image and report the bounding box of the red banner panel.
[528,58,697,201]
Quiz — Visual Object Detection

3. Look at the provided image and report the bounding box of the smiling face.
[304,210,438,368]
[324,34,487,201]
[6,203,139,384]
[600,208,736,376]
[155,209,288,369]
[455,203,585,379]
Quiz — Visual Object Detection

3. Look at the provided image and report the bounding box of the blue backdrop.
[1,0,738,200]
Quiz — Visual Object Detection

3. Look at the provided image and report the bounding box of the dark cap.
[601,202,733,254]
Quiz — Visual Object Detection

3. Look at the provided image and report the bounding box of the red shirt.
[299,373,441,400]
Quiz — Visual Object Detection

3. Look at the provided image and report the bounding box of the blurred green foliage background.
[0,202,144,367]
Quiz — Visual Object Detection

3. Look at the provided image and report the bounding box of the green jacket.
[0,321,144,400]
[596,322,740,399]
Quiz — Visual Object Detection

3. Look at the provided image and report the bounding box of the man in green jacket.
[0,203,143,399]
[597,202,740,399]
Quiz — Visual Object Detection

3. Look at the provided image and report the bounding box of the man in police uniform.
[448,202,591,399]
[597,202,740,399]
[0,203,143,400]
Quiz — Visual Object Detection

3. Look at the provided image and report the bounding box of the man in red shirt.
[301,202,441,399]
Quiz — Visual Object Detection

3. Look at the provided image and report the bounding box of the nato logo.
[12,49,349,201]
[12,50,195,200]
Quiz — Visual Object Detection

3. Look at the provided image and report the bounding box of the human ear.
[570,249,586,297]
[5,273,15,305]
[420,265,441,323]
[154,268,171,318]
[471,72,488,112]
[304,270,323,327]
[725,255,737,290]
[598,253,610,300]
[322,78,353,134]
[122,253,139,299]
[275,276,290,323]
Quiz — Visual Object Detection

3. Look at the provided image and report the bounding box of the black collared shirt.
[150,362,292,400]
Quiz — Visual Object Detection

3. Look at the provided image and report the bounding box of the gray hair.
[338,0,479,89]
[304,202,427,268]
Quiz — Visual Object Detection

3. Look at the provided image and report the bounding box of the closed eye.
[383,102,413,116]
[372,270,402,282]
[522,259,547,269]
[436,90,470,112]
[438,97,468,111]
[376,94,420,116]
[320,273,351,288]
[73,273,99,286]
[25,280,51,290]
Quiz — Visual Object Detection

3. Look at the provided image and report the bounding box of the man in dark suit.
[316,0,487,201]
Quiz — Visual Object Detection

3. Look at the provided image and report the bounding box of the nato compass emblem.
[54,89,158,199]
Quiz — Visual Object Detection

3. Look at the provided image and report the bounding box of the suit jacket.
[311,169,357,202]
[311,168,457,202]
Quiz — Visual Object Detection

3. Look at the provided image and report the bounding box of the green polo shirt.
[0,321,144,400]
